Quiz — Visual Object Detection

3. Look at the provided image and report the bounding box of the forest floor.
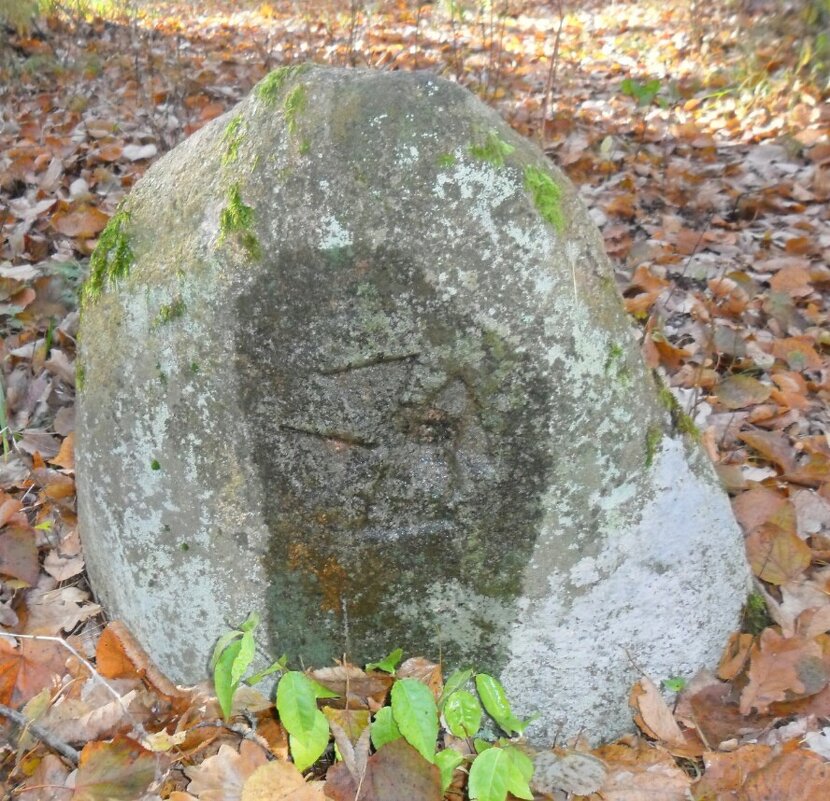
[1,0,829,798]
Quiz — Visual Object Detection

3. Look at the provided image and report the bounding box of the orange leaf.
[96,621,181,699]
[742,749,830,801]
[693,745,773,799]
[49,432,74,471]
[0,636,65,706]
[51,206,109,239]
[746,524,812,585]
[772,337,823,371]
[740,629,827,714]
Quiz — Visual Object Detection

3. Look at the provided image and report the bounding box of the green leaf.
[209,630,241,669]
[371,706,403,750]
[503,745,534,787]
[435,749,465,793]
[439,667,473,709]
[443,689,482,738]
[468,747,509,801]
[213,638,242,720]
[475,674,524,736]
[239,611,260,632]
[468,747,534,801]
[230,628,256,689]
[246,655,288,686]
[391,678,439,764]
[277,672,324,736]
[474,738,492,754]
[366,647,403,674]
[288,709,330,771]
[662,676,687,693]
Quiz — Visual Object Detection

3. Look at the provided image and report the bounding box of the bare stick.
[0,631,148,739]
[538,0,565,145]
[0,702,80,765]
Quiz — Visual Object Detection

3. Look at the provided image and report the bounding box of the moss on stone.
[284,84,307,135]
[645,425,662,468]
[742,591,772,635]
[254,64,311,106]
[81,209,133,307]
[524,166,565,234]
[437,152,456,168]
[218,183,261,260]
[299,138,311,155]
[222,114,245,165]
[153,297,186,328]
[468,129,514,167]
[76,362,86,391]
[658,384,701,440]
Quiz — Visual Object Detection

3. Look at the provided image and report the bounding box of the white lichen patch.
[318,214,353,250]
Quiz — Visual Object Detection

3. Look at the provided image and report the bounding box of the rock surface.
[77,65,749,742]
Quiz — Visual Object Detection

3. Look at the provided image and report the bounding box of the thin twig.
[0,702,79,765]
[0,631,148,739]
[191,720,273,757]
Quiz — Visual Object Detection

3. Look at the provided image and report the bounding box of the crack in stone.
[318,351,421,375]
[278,423,378,449]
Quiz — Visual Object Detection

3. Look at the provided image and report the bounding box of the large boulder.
[77,66,749,742]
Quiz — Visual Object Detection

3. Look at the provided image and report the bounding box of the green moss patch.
[255,64,311,106]
[284,84,307,135]
[645,425,662,468]
[219,183,261,260]
[524,166,565,233]
[222,114,245,165]
[153,297,186,329]
[658,384,701,439]
[469,130,514,167]
[437,152,457,168]
[81,209,134,307]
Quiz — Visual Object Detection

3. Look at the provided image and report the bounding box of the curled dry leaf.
[72,736,161,801]
[693,744,773,799]
[396,657,442,700]
[186,741,269,801]
[629,676,686,749]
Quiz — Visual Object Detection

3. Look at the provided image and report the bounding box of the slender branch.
[0,702,79,765]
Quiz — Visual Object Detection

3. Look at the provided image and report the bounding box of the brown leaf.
[740,629,827,714]
[0,635,65,706]
[746,524,812,585]
[186,741,268,801]
[739,430,797,473]
[0,525,39,584]
[629,677,685,748]
[742,749,830,801]
[715,375,772,409]
[718,632,754,681]
[692,745,773,799]
[396,658,442,700]
[310,663,392,710]
[324,739,441,801]
[241,760,326,801]
[586,739,690,801]
[51,206,109,239]
[732,487,793,534]
[24,584,101,635]
[73,736,161,801]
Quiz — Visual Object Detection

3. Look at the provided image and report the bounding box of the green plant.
[218,183,260,259]
[620,77,668,108]
[210,620,537,799]
[469,129,514,167]
[524,166,565,233]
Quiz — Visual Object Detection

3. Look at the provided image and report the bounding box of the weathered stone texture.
[77,66,749,742]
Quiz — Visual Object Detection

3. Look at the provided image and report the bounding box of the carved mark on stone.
[278,423,378,449]
[318,351,421,375]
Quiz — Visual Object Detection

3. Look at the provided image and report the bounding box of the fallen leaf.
[96,620,181,699]
[746,524,812,585]
[0,525,40,584]
[629,676,685,748]
[0,635,65,706]
[324,739,441,801]
[742,748,830,800]
[122,143,158,161]
[51,206,109,239]
[531,748,606,796]
[396,658,442,700]
[73,736,161,801]
[739,430,797,474]
[186,741,268,801]
[715,375,772,409]
[692,745,773,799]
[740,629,827,714]
[242,760,326,801]
[49,431,74,471]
